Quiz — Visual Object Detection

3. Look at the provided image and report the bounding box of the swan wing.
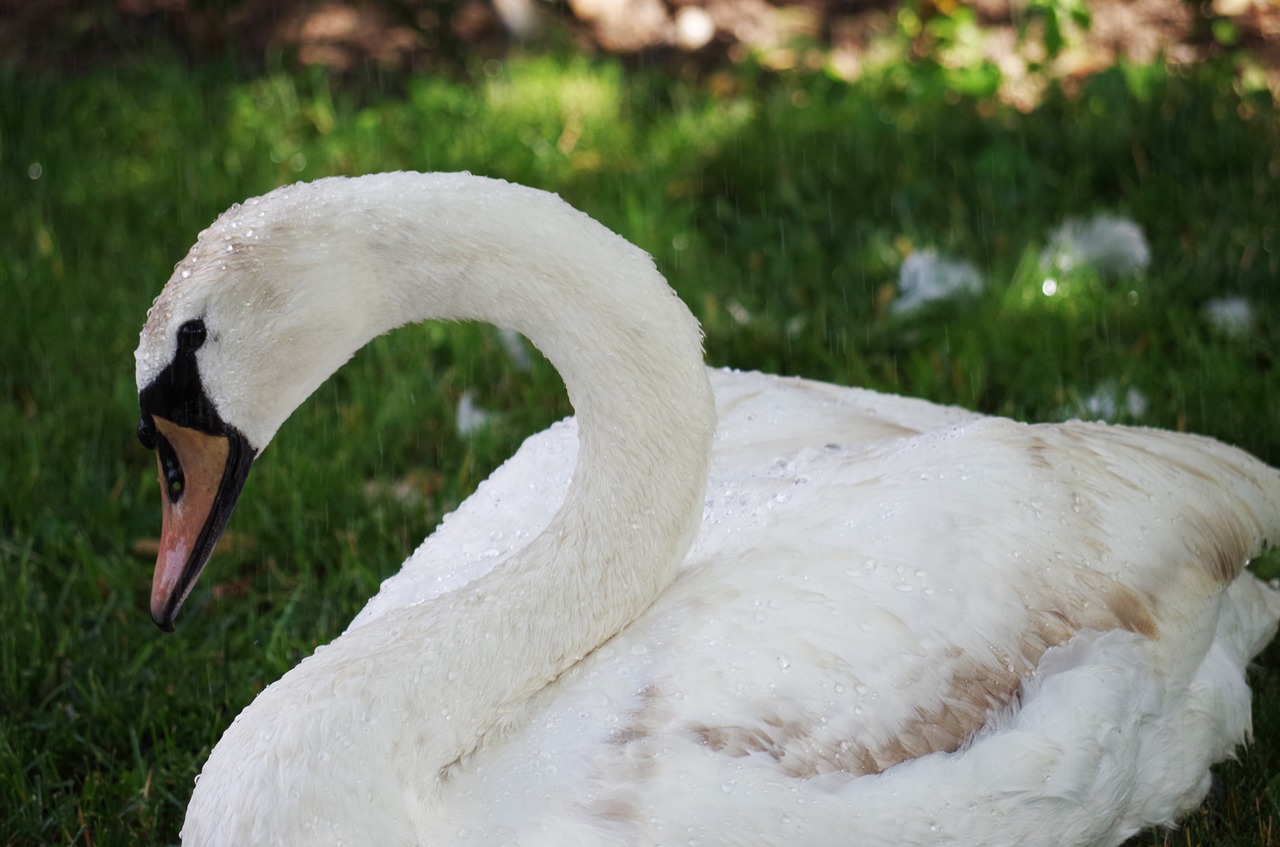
[350,367,986,629]
[364,368,1280,845]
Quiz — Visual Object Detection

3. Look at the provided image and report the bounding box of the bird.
[135,171,1280,846]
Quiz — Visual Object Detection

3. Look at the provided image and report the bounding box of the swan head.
[136,181,377,630]
[135,172,712,632]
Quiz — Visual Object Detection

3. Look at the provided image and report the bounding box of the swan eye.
[177,319,207,353]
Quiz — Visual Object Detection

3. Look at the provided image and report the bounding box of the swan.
[135,172,1280,846]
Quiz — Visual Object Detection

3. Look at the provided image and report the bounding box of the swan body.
[134,172,1280,846]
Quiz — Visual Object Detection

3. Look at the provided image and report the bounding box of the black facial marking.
[137,415,157,450]
[137,317,236,445]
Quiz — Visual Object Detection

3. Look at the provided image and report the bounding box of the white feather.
[136,173,1280,847]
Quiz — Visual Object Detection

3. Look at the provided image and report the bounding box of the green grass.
[1,39,1278,845]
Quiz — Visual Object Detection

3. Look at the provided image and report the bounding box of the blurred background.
[2,1,1279,844]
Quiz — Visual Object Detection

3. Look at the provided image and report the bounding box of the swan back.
[135,173,1280,847]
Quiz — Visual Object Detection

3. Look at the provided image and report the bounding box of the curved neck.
[365,177,717,753]
[369,174,716,597]
[209,175,716,805]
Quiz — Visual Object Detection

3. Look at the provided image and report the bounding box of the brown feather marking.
[602,425,1273,783]
[1100,582,1159,638]
[666,574,1164,780]
[1188,508,1253,585]
[592,796,640,824]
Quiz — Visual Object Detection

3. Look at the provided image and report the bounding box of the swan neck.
[362,175,716,760]
[176,174,719,839]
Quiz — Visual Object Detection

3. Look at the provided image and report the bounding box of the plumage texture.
[136,173,1280,846]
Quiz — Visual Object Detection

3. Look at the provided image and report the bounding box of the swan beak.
[148,416,254,631]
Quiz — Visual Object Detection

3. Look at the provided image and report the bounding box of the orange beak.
[148,415,254,630]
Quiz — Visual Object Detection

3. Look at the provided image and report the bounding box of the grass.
[1,34,1279,846]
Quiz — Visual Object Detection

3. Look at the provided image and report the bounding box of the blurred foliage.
[1,8,1279,845]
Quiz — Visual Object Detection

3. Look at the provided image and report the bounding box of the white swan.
[135,172,1280,847]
